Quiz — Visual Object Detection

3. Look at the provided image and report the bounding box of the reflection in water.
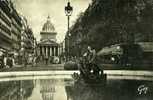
[29,79,70,100]
[0,80,34,100]
[40,80,56,100]
[65,79,153,100]
[0,76,153,100]
[65,84,105,100]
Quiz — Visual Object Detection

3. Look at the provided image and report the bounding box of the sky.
[12,0,92,43]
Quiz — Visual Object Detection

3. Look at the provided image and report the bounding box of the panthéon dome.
[42,16,55,32]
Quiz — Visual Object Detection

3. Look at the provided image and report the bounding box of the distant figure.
[6,55,13,68]
[28,55,33,64]
[0,53,4,69]
[4,54,7,68]
[63,56,66,63]
[49,56,53,64]
[32,56,38,67]
[44,55,49,65]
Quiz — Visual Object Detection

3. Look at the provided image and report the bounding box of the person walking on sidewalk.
[6,54,13,68]
[0,53,4,69]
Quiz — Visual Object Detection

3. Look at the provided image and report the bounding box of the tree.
[68,0,153,55]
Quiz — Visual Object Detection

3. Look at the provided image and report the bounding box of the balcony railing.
[0,22,11,36]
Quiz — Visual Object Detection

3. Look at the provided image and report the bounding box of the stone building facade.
[0,0,22,55]
[38,16,61,58]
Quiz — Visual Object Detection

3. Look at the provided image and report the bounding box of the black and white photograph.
[0,0,153,100]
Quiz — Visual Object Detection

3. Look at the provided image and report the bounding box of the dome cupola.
[42,16,55,32]
[40,16,57,41]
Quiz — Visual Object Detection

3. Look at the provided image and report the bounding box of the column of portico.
[50,46,52,56]
[53,46,56,56]
[58,46,60,56]
[54,46,56,56]
[54,47,56,56]
[46,46,48,56]
[60,46,62,55]
[56,46,58,56]
[42,46,45,56]
[57,46,59,56]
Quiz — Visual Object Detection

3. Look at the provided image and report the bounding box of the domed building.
[40,16,57,41]
[38,16,61,62]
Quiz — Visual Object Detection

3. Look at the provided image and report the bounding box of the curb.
[0,70,152,78]
[0,71,79,78]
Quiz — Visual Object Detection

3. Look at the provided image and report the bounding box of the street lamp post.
[65,1,73,61]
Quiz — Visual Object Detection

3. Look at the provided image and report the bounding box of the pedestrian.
[32,55,37,67]
[45,55,48,65]
[4,54,7,68]
[6,54,13,68]
[50,56,53,64]
[0,53,4,69]
[12,55,15,67]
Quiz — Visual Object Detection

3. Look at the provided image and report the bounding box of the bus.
[97,42,153,70]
